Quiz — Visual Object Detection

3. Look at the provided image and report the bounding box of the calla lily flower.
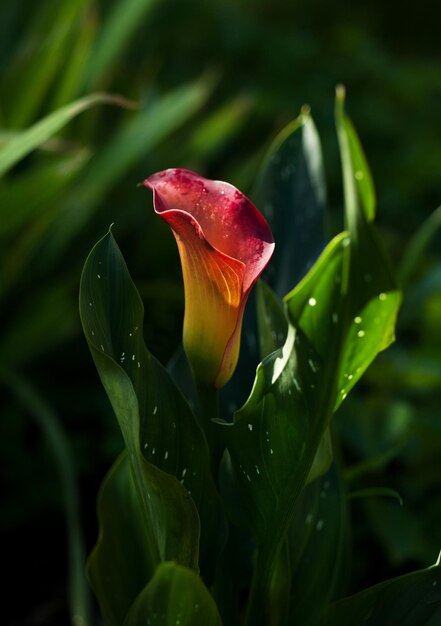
[144,169,275,389]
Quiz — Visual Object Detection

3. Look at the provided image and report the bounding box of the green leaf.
[336,290,401,407]
[284,231,348,358]
[219,324,322,543]
[0,92,131,177]
[80,229,225,584]
[227,99,401,625]
[335,88,401,406]
[342,113,376,221]
[124,562,223,626]
[255,279,332,485]
[306,426,333,484]
[88,453,153,626]
[285,92,401,411]
[253,108,327,296]
[347,486,404,506]
[219,324,330,626]
[320,553,441,626]
[255,279,287,360]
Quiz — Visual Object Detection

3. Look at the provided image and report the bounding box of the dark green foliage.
[1,1,440,624]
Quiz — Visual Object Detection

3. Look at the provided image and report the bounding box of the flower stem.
[195,381,224,475]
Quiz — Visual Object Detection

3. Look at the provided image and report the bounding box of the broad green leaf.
[80,230,225,583]
[320,553,441,626]
[335,88,401,406]
[0,92,131,177]
[255,279,332,485]
[285,232,348,358]
[336,290,401,406]
[285,232,401,409]
[219,324,322,543]
[255,279,287,360]
[225,101,402,624]
[285,92,401,411]
[253,108,327,296]
[219,324,329,626]
[288,466,347,626]
[223,106,324,413]
[124,562,223,626]
[88,453,153,626]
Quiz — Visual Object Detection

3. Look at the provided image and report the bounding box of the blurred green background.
[1,0,440,624]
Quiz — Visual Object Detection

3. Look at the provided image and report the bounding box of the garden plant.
[78,89,441,625]
[1,3,441,625]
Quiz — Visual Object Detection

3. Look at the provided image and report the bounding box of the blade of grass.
[5,0,91,128]
[51,7,98,109]
[83,0,158,89]
[0,92,135,177]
